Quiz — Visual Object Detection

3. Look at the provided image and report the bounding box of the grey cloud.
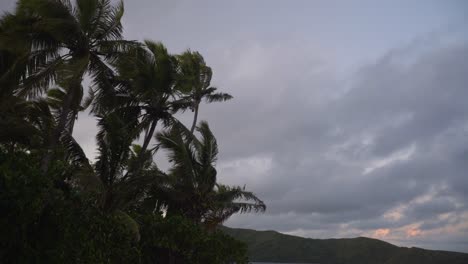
[214,39,468,252]
[2,0,468,253]
[0,0,15,12]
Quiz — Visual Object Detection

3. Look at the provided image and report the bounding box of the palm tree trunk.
[141,119,157,158]
[40,79,81,173]
[68,110,77,134]
[189,103,199,134]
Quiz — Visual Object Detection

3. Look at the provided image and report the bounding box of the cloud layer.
[1,0,467,253]
[213,39,468,253]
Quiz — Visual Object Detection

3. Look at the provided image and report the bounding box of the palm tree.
[0,95,54,153]
[0,22,36,150]
[0,3,61,98]
[0,45,55,153]
[176,51,232,133]
[154,121,265,225]
[110,40,194,177]
[0,48,28,149]
[62,110,159,241]
[2,0,135,172]
[111,41,190,176]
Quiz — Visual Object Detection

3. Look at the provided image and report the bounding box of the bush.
[138,214,248,264]
[0,151,140,263]
[0,151,248,263]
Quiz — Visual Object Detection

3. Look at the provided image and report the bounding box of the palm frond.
[97,39,140,64]
[0,95,41,146]
[202,185,265,227]
[91,0,124,41]
[88,52,116,113]
[76,0,99,33]
[80,86,95,110]
[60,131,89,166]
[17,54,63,98]
[205,91,233,103]
[196,121,218,166]
[156,124,197,183]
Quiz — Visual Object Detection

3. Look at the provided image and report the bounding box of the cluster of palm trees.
[0,0,264,237]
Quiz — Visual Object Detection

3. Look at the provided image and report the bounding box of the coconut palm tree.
[0,48,29,149]
[176,51,232,133]
[2,0,136,172]
[94,112,134,209]
[153,121,265,224]
[114,41,175,152]
[0,45,56,153]
[0,95,55,153]
[61,110,159,241]
[0,20,35,149]
[0,2,61,98]
[111,41,191,177]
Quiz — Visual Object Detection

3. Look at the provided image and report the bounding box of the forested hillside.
[222,227,468,264]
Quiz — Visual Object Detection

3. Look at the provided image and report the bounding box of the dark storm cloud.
[213,39,468,252]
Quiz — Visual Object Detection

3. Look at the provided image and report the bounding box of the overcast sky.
[3,0,468,253]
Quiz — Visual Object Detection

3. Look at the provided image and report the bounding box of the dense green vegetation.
[0,0,265,263]
[222,227,468,264]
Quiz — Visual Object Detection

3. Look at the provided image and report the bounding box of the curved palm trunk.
[68,110,78,134]
[189,103,199,134]
[141,119,158,155]
[41,77,82,173]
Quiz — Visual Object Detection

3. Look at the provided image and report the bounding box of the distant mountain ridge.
[220,226,468,264]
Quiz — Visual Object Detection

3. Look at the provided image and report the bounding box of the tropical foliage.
[0,0,265,263]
